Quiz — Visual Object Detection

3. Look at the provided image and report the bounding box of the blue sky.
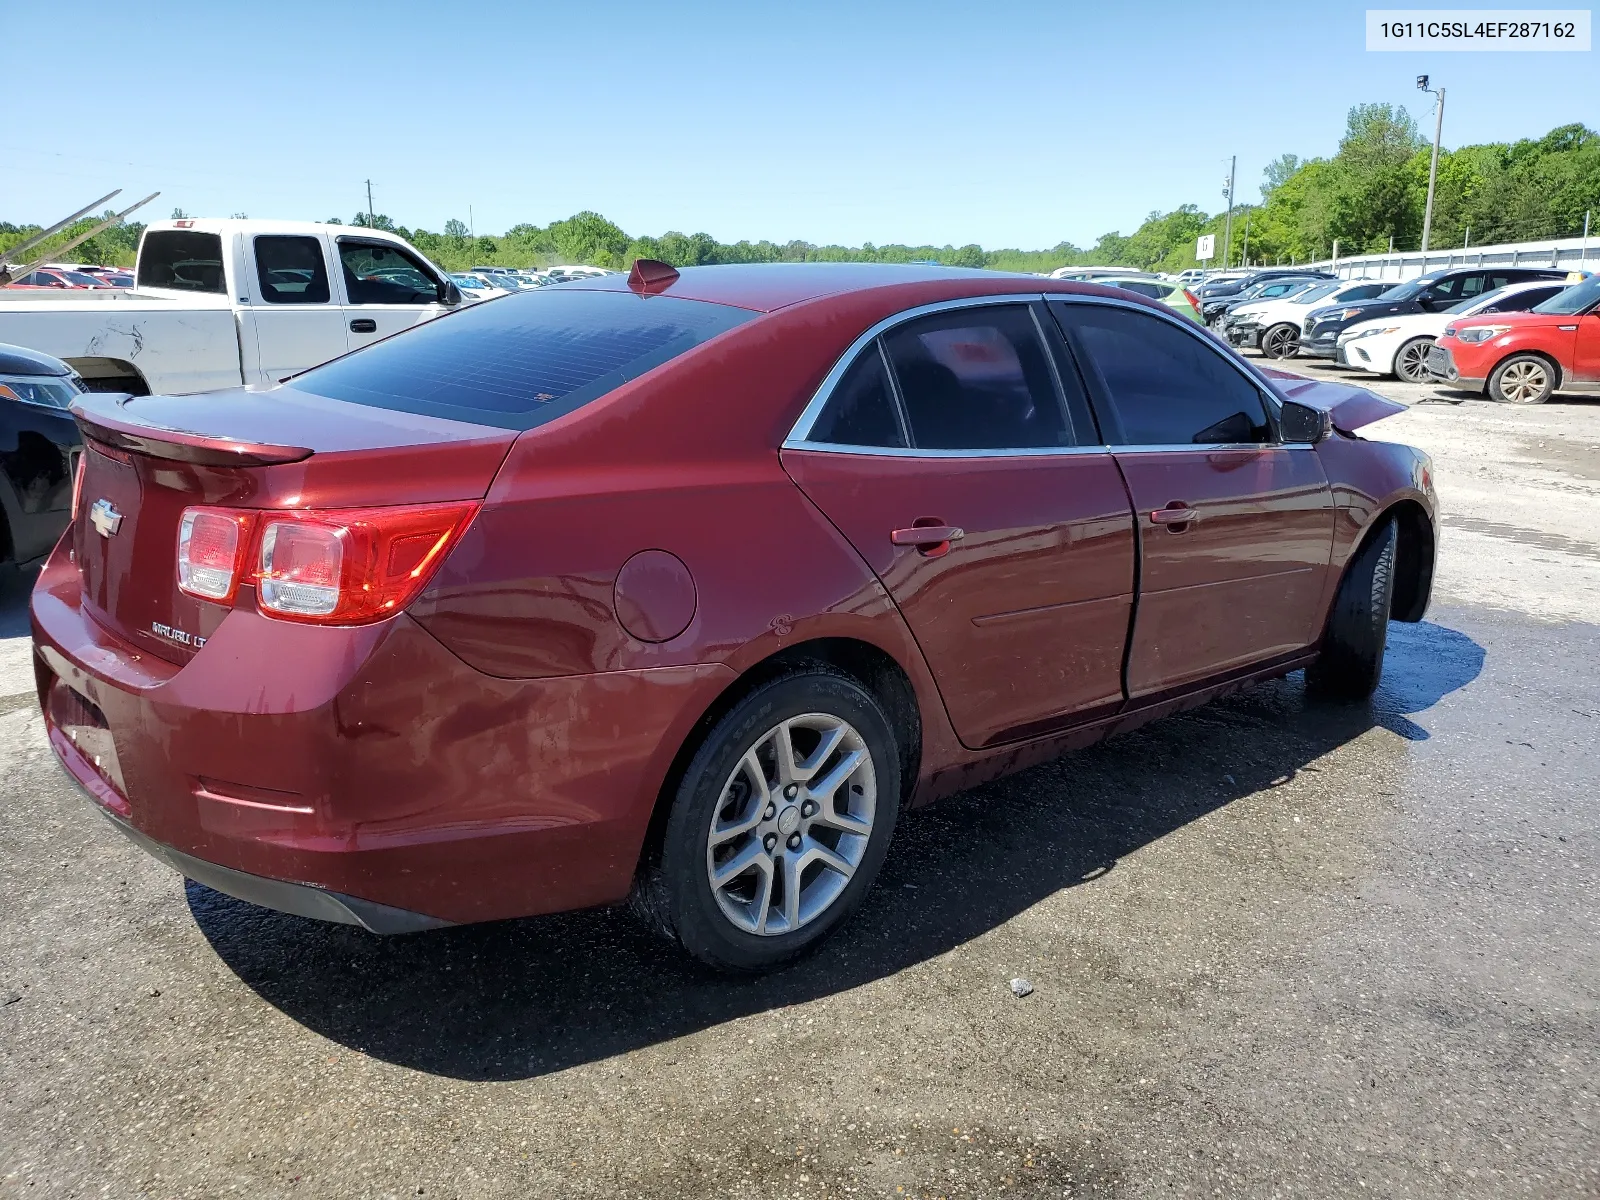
[4,0,1595,249]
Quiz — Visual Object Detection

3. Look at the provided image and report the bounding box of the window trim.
[786,291,1314,456]
[786,293,1089,457]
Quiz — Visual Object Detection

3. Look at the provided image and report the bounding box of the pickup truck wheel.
[647,668,901,974]
[1393,337,1435,383]
[1260,323,1300,359]
[1489,354,1557,405]
[1307,519,1397,702]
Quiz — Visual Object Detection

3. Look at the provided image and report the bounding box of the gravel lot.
[1,357,1597,1199]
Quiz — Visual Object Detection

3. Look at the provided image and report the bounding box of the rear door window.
[1055,302,1273,446]
[881,305,1073,450]
[137,231,226,293]
[293,288,755,431]
[254,235,331,304]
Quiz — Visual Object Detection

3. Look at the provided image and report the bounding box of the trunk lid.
[70,387,517,664]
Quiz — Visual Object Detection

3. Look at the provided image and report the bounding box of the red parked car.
[33,262,1437,972]
[1428,273,1600,403]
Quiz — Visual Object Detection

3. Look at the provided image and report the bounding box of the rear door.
[245,233,349,386]
[782,300,1136,748]
[335,236,452,350]
[1052,298,1335,698]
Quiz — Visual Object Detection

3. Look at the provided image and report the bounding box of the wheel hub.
[777,805,800,835]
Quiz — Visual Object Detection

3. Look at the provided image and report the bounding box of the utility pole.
[1583,210,1591,263]
[1241,213,1251,267]
[470,205,475,240]
[1222,156,1237,268]
[1417,76,1445,253]
[365,179,374,229]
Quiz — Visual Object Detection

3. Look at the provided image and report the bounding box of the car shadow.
[0,564,36,640]
[189,618,1483,1081]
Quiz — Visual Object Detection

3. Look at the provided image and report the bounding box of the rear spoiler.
[70,393,313,467]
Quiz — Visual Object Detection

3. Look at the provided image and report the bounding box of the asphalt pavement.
[1,357,1596,1199]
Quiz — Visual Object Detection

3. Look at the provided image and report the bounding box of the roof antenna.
[628,258,679,292]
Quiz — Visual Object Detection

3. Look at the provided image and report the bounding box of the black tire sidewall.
[1309,520,1397,701]
[660,669,901,973]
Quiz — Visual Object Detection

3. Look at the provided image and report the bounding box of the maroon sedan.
[33,262,1437,972]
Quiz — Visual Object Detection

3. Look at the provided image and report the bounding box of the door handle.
[349,318,378,333]
[1149,504,1198,528]
[891,522,965,558]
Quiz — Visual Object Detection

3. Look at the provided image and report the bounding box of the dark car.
[1301,266,1576,359]
[1200,276,1323,327]
[34,262,1437,974]
[1196,268,1334,306]
[1,344,83,568]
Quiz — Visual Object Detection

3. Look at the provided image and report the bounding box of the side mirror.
[438,279,462,306]
[1280,399,1332,444]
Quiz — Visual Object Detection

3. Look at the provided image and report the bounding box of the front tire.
[1393,337,1435,383]
[1307,520,1397,702]
[1260,323,1300,359]
[652,668,901,973]
[1489,354,1557,404]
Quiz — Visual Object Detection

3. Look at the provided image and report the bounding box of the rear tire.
[1307,520,1397,702]
[1393,337,1435,383]
[1488,354,1557,405]
[648,668,901,973]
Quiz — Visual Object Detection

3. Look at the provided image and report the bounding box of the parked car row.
[5,265,134,290]
[1204,262,1598,404]
[16,250,1439,972]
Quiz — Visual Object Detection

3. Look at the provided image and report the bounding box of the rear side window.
[293,288,755,431]
[882,305,1071,450]
[1056,303,1273,446]
[808,346,906,448]
[137,231,226,293]
[254,235,331,304]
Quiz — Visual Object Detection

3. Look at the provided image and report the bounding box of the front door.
[336,237,451,350]
[783,302,1136,748]
[246,234,348,386]
[1052,299,1335,698]
[1574,310,1600,383]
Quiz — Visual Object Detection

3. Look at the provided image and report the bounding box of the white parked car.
[1224,279,1393,359]
[0,219,460,394]
[1336,279,1574,382]
[448,273,513,303]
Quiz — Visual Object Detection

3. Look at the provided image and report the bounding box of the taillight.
[177,508,256,602]
[1183,289,1201,312]
[175,501,476,626]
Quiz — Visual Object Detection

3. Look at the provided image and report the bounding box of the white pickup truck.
[0,218,464,394]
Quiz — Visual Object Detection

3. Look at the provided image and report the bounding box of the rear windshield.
[293,288,756,431]
[137,231,226,293]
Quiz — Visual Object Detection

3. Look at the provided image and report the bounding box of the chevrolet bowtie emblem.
[89,498,123,538]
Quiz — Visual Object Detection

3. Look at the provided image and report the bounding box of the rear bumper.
[31,538,734,928]
[72,765,449,933]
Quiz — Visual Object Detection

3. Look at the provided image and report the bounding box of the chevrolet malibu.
[33,262,1437,973]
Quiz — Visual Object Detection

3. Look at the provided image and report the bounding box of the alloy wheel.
[1396,339,1434,383]
[1498,360,1550,403]
[704,714,876,936]
[1262,325,1299,358]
